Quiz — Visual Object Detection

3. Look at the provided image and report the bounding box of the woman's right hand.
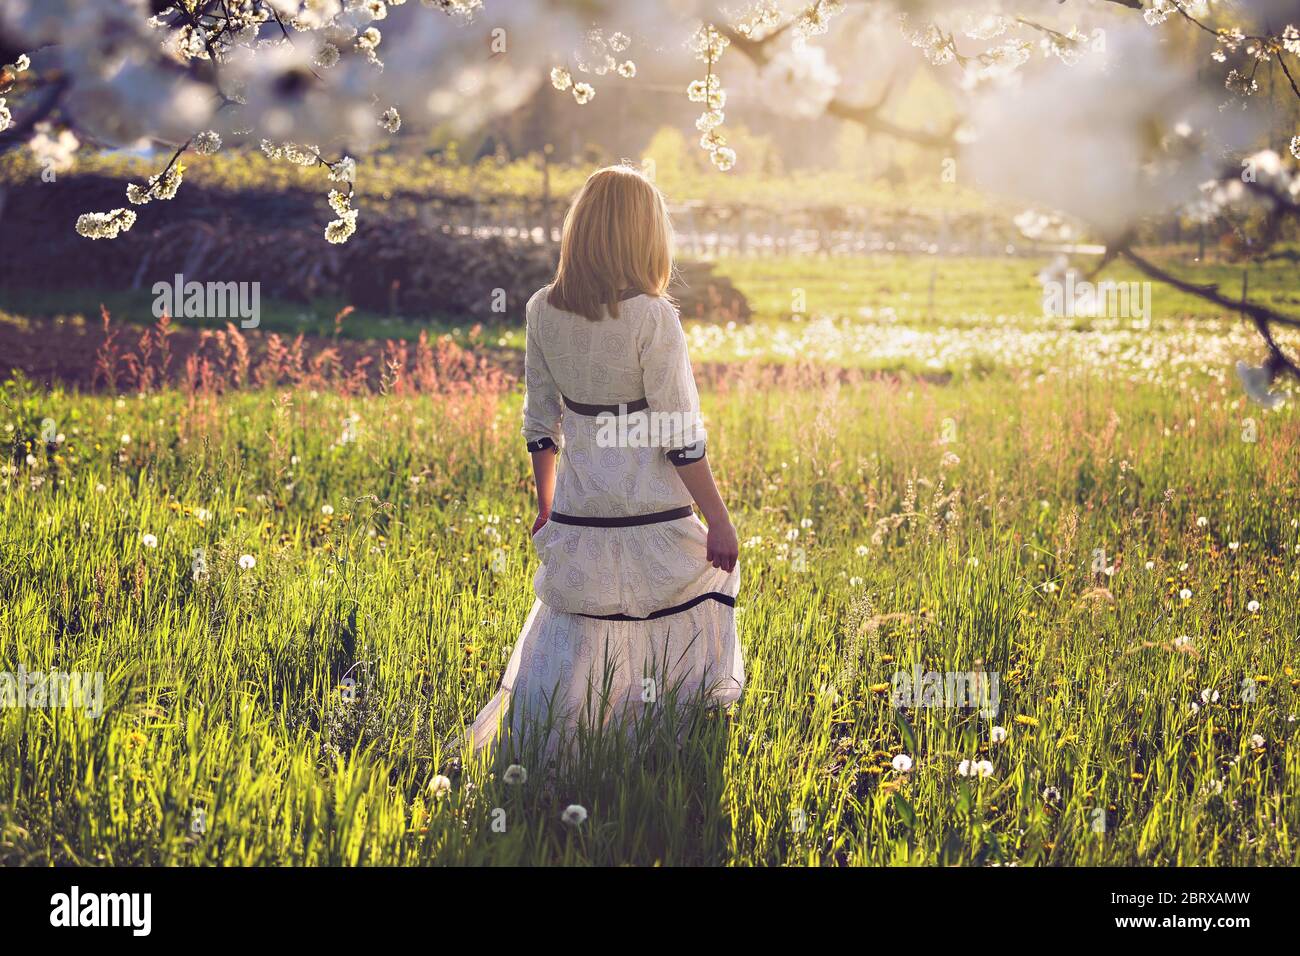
[706,517,739,573]
[531,512,549,537]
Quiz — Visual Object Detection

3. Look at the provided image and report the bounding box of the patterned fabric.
[469,288,744,753]
[523,288,707,469]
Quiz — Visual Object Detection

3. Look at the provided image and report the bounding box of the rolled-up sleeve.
[638,298,706,465]
[522,296,562,453]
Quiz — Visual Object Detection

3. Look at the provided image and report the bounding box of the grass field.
[2,320,1298,863]
[8,251,1300,379]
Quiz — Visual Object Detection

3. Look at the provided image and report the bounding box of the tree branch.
[720,24,958,151]
[1115,242,1300,381]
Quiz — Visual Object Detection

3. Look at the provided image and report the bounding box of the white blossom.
[329,155,357,183]
[325,211,358,243]
[28,124,79,174]
[75,208,137,240]
[1236,360,1285,409]
[756,43,839,120]
[192,129,222,154]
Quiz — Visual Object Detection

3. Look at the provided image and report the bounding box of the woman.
[468,165,743,757]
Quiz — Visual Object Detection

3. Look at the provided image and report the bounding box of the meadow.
[1,262,1297,863]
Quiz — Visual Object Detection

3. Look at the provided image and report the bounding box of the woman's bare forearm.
[531,448,557,517]
[673,457,729,524]
[674,456,738,571]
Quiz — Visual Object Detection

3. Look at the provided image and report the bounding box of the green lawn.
[715,252,1300,327]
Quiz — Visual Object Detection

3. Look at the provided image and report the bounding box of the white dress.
[468,289,744,753]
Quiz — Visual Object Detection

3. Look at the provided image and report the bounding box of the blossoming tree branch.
[1,0,1298,393]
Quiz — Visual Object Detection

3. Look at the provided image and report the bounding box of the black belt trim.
[548,505,693,527]
[562,393,649,416]
[579,591,736,622]
[666,441,706,466]
[525,436,557,453]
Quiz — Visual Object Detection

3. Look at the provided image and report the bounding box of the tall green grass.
[0,367,1296,865]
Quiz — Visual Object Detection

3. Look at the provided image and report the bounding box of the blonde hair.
[547,164,673,322]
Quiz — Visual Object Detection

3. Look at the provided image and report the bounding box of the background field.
[2,250,1298,865]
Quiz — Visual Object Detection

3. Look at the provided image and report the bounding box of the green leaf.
[894,793,915,830]
[956,781,972,815]
[895,711,917,754]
